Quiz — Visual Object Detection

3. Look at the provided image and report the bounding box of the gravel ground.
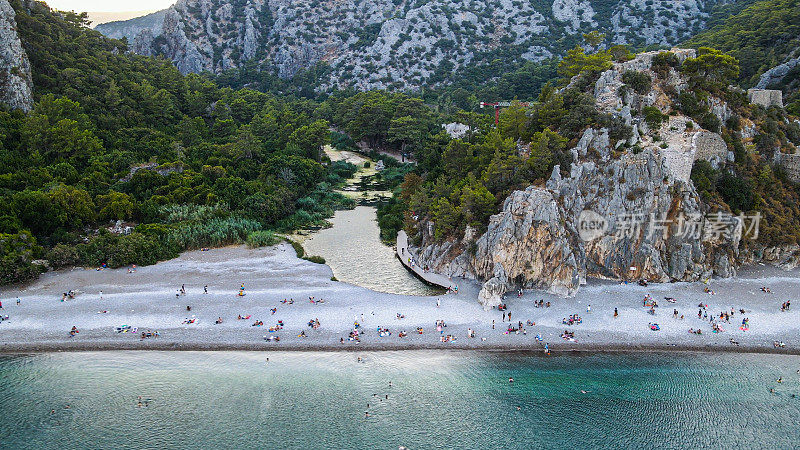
[0,244,798,354]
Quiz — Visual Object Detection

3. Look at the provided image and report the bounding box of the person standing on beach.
[0,300,3,309]
[99,291,103,301]
[16,297,20,306]
[587,304,591,314]
[508,312,512,322]
[502,312,506,322]
[204,285,208,294]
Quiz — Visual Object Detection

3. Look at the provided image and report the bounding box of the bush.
[691,160,718,195]
[75,232,177,268]
[288,239,305,258]
[717,171,754,212]
[700,112,722,133]
[303,255,326,264]
[651,51,679,77]
[246,230,282,248]
[678,92,708,117]
[329,160,358,180]
[622,70,652,95]
[0,231,44,285]
[47,243,79,269]
[642,106,668,129]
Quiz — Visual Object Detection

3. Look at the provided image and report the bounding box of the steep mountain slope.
[687,0,800,113]
[97,0,741,91]
[0,0,33,111]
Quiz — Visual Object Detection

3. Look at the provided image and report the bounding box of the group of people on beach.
[562,314,582,326]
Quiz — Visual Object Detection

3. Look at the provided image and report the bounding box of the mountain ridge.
[96,0,742,91]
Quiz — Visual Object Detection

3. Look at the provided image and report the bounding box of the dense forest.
[1,1,360,284]
[687,0,800,114]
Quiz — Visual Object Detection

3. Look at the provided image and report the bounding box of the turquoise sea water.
[0,351,798,449]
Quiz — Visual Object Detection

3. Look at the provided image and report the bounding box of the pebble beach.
[1,243,798,354]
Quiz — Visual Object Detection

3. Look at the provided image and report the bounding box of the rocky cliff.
[97,0,737,90]
[0,0,33,111]
[411,49,769,307]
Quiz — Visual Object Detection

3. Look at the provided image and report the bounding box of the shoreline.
[1,244,798,357]
[2,341,798,356]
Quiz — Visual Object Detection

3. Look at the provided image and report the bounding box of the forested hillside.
[378,40,800,257]
[1,1,357,284]
[687,0,800,113]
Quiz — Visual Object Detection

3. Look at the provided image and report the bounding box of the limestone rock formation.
[473,187,580,305]
[756,54,800,90]
[411,49,750,301]
[0,0,33,111]
[97,0,733,90]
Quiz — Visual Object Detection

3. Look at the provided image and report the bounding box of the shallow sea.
[0,351,798,449]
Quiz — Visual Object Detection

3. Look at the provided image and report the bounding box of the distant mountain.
[87,10,159,27]
[96,0,746,91]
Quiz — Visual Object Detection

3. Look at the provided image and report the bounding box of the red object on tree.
[480,101,531,125]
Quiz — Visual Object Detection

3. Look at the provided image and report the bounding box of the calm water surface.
[0,351,798,449]
[302,206,439,296]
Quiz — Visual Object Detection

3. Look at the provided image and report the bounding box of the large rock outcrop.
[417,143,740,306]
[756,53,800,90]
[474,188,580,307]
[0,0,33,111]
[411,49,748,304]
[97,0,732,90]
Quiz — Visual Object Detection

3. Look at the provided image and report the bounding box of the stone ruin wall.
[661,147,694,182]
[658,117,728,183]
[780,154,800,183]
[747,89,783,108]
[693,131,729,163]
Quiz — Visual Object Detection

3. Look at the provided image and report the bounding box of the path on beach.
[396,230,454,290]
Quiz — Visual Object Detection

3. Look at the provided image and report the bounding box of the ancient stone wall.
[780,154,800,183]
[693,131,728,165]
[747,89,783,108]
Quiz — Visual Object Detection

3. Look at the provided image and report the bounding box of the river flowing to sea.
[0,351,798,449]
[300,147,438,296]
[302,206,439,296]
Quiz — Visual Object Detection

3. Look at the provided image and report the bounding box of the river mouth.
[300,146,440,296]
[302,206,441,296]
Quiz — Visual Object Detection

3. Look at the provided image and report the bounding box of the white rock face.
[412,49,753,301]
[552,0,596,31]
[756,55,800,89]
[474,187,580,300]
[442,123,471,139]
[0,0,33,111]
[96,0,730,90]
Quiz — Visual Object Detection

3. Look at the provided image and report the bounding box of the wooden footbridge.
[395,230,455,290]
